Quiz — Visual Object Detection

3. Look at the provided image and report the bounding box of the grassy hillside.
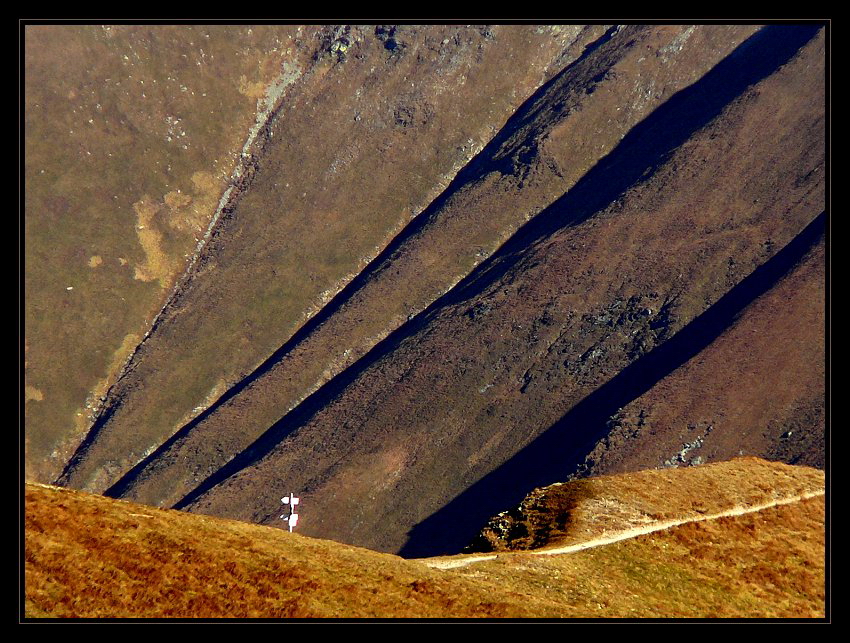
[24,457,825,619]
[24,24,319,482]
[573,235,825,478]
[465,457,824,552]
[24,25,827,620]
[53,25,602,496]
[110,24,761,511]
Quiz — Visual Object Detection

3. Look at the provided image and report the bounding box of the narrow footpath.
[424,489,825,570]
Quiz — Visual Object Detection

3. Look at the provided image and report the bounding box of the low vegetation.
[467,457,825,552]
[24,24,313,482]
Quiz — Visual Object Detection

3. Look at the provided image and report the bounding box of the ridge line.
[424,489,825,569]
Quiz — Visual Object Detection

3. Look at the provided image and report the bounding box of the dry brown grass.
[24,482,547,618]
[474,457,824,553]
[453,493,824,618]
[24,458,826,619]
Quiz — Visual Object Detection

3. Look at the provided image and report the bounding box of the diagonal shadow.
[440,24,823,308]
[102,26,623,498]
[170,24,820,513]
[398,212,826,558]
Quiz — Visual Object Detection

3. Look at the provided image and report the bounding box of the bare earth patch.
[132,197,179,287]
[25,385,44,404]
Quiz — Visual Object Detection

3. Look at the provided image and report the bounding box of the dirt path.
[424,488,825,570]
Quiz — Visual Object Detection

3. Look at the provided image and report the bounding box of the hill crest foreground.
[24,457,826,619]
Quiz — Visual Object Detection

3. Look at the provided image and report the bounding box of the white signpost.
[280,493,300,532]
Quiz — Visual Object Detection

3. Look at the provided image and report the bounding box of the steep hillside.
[55,24,606,494]
[571,233,825,478]
[175,26,825,556]
[24,24,321,482]
[106,24,762,510]
[24,458,826,619]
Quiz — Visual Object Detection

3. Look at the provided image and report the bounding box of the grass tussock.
[446,494,824,618]
[24,483,541,618]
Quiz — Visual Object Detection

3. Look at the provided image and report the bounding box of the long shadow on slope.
[441,24,822,306]
[170,24,819,512]
[102,26,622,499]
[398,212,826,558]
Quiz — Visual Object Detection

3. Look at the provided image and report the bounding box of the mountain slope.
[24,25,321,483]
[27,24,826,569]
[174,26,824,556]
[572,232,825,478]
[55,24,607,494]
[107,24,762,510]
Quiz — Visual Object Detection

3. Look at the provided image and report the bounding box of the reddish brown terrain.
[573,234,825,478]
[105,24,766,510]
[55,24,609,494]
[26,23,826,570]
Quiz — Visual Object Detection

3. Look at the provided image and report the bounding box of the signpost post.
[280,493,300,532]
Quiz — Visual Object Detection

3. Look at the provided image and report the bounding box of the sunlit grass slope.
[25,457,825,619]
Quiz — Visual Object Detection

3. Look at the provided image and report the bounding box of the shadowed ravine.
[440,24,821,305]
[398,212,825,558]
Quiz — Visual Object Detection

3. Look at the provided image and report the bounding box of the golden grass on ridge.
[25,458,826,619]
